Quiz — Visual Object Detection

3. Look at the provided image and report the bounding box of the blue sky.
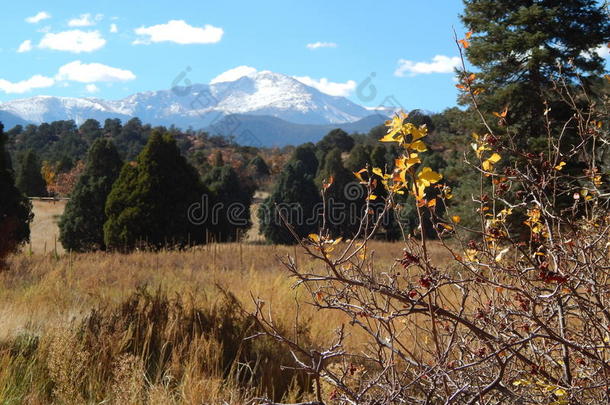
[3,1,605,113]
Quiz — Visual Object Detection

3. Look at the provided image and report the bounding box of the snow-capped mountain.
[0,71,374,129]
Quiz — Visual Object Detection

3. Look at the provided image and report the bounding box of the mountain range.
[0,71,391,146]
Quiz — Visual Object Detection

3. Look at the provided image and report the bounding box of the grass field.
[0,200,454,403]
[28,200,66,255]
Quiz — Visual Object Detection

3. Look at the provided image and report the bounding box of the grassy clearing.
[0,201,454,403]
[1,237,454,403]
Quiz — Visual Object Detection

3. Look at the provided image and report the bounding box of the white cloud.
[56,60,136,83]
[110,23,118,33]
[595,44,610,59]
[39,30,106,53]
[68,13,102,27]
[210,65,258,84]
[17,40,33,53]
[293,76,356,97]
[0,75,54,94]
[25,11,51,24]
[394,55,461,77]
[85,84,99,93]
[133,20,223,45]
[306,41,337,50]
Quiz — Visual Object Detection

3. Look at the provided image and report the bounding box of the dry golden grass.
[0,201,455,403]
[2,241,453,342]
[28,200,66,255]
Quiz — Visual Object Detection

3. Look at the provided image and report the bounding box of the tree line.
[1,0,608,256]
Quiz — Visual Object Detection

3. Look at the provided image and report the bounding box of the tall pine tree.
[461,0,610,147]
[104,132,209,250]
[0,123,33,262]
[258,159,321,245]
[16,150,47,197]
[202,165,254,242]
[59,138,123,252]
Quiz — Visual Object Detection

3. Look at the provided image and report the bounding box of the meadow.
[0,201,452,404]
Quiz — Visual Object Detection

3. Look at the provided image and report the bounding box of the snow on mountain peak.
[0,69,375,128]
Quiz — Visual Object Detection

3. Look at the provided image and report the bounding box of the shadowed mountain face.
[206,113,388,147]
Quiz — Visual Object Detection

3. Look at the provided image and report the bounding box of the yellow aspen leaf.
[416,167,443,187]
[493,106,508,118]
[372,167,383,177]
[383,112,408,141]
[482,153,501,171]
[368,194,377,201]
[554,161,566,171]
[451,215,461,223]
[353,168,367,183]
[427,198,437,207]
[380,132,404,143]
[308,234,320,243]
[408,140,428,152]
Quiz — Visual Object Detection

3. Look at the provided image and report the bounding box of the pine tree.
[16,150,47,197]
[317,148,365,238]
[104,132,209,250]
[292,143,319,177]
[461,0,610,146]
[59,139,123,252]
[248,155,270,177]
[345,144,372,172]
[258,159,321,245]
[316,129,355,154]
[0,123,33,262]
[202,165,254,242]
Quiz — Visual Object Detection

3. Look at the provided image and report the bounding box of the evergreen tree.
[202,165,254,242]
[104,132,209,250]
[317,148,365,238]
[370,145,389,170]
[317,129,355,154]
[345,144,372,172]
[59,139,123,252]
[0,123,33,262]
[461,0,610,146]
[16,150,47,197]
[79,119,103,143]
[248,155,270,177]
[258,160,321,245]
[292,143,319,177]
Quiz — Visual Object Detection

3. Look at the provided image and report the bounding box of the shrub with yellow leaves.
[249,39,610,404]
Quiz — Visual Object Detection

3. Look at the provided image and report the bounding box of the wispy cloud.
[55,61,136,83]
[68,13,103,27]
[0,75,55,94]
[394,55,461,77]
[306,41,337,50]
[85,84,99,93]
[25,11,51,24]
[133,20,223,45]
[39,30,106,53]
[293,76,356,97]
[17,40,33,53]
[110,23,118,33]
[0,60,136,94]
